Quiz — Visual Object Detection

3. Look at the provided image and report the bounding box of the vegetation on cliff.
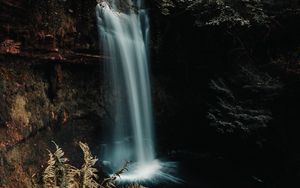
[33,141,144,188]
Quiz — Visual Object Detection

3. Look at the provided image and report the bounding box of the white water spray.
[96,0,180,183]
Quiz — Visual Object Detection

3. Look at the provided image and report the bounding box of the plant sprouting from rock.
[43,141,79,188]
[79,142,99,188]
[39,141,99,188]
[100,160,130,188]
[37,141,136,188]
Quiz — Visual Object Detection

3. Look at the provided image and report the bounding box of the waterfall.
[96,0,181,183]
[96,0,155,171]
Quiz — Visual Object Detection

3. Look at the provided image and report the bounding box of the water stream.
[96,0,155,175]
[96,0,180,183]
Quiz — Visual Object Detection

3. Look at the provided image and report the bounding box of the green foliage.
[156,0,175,15]
[242,0,270,25]
[155,0,270,28]
[201,0,251,28]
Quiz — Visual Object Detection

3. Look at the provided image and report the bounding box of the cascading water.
[96,0,180,183]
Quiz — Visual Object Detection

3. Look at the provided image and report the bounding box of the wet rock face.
[0,60,106,187]
[0,0,99,53]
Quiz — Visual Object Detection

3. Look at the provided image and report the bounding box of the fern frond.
[101,160,130,188]
[65,164,80,188]
[43,142,80,188]
[114,160,129,178]
[79,141,100,188]
[52,141,69,164]
[43,150,57,188]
